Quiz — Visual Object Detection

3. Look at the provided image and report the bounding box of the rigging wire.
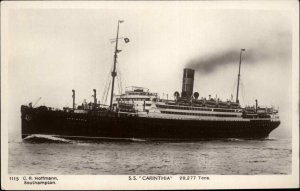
[231,77,238,101]
[101,59,122,105]
[101,76,108,104]
[240,81,245,106]
[116,75,122,95]
[104,79,111,105]
[64,102,69,107]
[116,64,123,94]
[119,68,123,94]
[101,68,113,104]
[115,60,121,95]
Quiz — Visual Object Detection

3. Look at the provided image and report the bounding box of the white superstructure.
[112,86,280,122]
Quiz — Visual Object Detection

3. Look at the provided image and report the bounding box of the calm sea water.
[8,136,291,175]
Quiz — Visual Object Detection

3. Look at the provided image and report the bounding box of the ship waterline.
[21,105,280,141]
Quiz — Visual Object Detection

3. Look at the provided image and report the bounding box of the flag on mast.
[119,20,124,23]
[124,38,130,43]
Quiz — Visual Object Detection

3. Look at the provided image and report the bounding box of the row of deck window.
[116,98,151,101]
[214,108,238,113]
[157,104,240,113]
[160,111,239,117]
[157,104,212,111]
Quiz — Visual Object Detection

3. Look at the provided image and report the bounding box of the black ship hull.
[21,106,280,141]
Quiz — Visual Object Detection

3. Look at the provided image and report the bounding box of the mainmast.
[110,20,123,110]
[236,48,245,103]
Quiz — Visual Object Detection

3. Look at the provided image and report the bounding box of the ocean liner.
[21,21,280,141]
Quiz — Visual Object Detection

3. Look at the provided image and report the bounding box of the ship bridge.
[113,86,158,113]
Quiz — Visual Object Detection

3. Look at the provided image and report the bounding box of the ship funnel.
[182,68,195,98]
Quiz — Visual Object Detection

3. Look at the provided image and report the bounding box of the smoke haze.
[187,32,292,74]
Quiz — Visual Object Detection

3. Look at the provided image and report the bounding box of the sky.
[2,1,298,140]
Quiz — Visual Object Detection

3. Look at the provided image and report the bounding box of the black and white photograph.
[1,0,299,189]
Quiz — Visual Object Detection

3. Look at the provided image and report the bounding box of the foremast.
[109,20,127,110]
